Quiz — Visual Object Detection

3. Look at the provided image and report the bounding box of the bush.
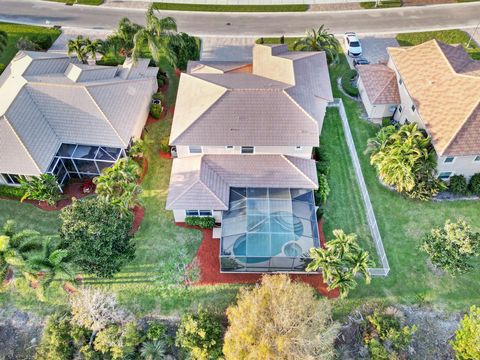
[159,135,170,153]
[315,174,330,205]
[316,206,324,220]
[316,160,330,177]
[449,175,468,195]
[176,307,224,360]
[341,69,359,97]
[0,184,26,199]
[0,63,5,75]
[314,146,329,162]
[20,174,61,206]
[150,103,163,119]
[469,173,480,195]
[152,92,164,101]
[223,274,338,359]
[420,219,480,274]
[451,305,480,360]
[60,198,135,277]
[185,216,216,229]
[16,36,41,51]
[35,312,74,360]
[94,322,142,360]
[146,321,167,341]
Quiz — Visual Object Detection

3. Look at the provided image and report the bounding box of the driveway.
[200,37,256,61]
[341,34,399,68]
[48,28,111,53]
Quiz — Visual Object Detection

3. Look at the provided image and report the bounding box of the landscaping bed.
[152,2,308,12]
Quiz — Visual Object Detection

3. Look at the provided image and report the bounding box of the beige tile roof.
[357,64,400,105]
[388,40,480,156]
[166,154,318,210]
[0,51,158,174]
[170,44,332,147]
[187,61,251,74]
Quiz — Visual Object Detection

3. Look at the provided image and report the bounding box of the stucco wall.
[437,155,480,180]
[358,77,397,120]
[173,210,223,223]
[175,145,313,158]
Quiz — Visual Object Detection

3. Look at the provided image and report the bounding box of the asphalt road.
[0,0,479,36]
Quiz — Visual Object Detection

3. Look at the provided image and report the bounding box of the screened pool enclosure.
[220,187,320,272]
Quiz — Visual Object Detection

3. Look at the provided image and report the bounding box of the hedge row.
[0,184,25,199]
[185,216,216,229]
[341,69,359,97]
[449,173,480,196]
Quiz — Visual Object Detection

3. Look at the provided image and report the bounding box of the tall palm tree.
[107,17,142,58]
[0,30,8,54]
[0,220,41,285]
[26,238,75,301]
[84,38,104,64]
[132,5,182,66]
[307,229,371,298]
[67,35,88,64]
[293,25,340,64]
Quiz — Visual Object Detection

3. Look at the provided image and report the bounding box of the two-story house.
[166,43,332,272]
[357,40,480,181]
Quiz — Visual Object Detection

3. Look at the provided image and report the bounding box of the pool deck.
[176,219,339,298]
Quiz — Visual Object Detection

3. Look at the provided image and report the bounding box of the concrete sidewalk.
[200,37,257,61]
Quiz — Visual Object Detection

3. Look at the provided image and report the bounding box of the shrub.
[316,160,330,177]
[16,36,41,51]
[185,216,216,229]
[94,322,142,360]
[451,305,480,360]
[314,146,329,163]
[152,92,164,101]
[146,321,167,341]
[20,174,61,206]
[150,103,163,119]
[381,117,392,127]
[316,206,324,220]
[315,174,330,205]
[223,274,338,359]
[140,340,167,360]
[0,63,5,75]
[420,219,480,274]
[341,69,359,97]
[468,173,480,195]
[449,175,468,195]
[35,312,74,360]
[60,198,135,277]
[0,184,26,199]
[176,307,224,360]
[159,135,170,153]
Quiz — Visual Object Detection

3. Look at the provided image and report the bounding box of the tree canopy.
[293,25,340,64]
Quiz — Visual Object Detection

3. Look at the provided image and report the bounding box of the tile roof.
[357,64,400,105]
[0,51,158,174]
[166,154,318,210]
[388,40,480,156]
[169,44,332,147]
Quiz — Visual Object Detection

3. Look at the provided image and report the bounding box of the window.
[189,146,202,154]
[411,104,416,112]
[241,146,254,154]
[398,105,402,113]
[474,155,480,162]
[444,156,455,164]
[225,146,234,150]
[185,210,212,217]
[399,78,403,85]
[295,146,303,151]
[1,173,22,185]
[438,172,453,180]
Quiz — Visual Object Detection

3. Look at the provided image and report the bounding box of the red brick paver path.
[178,220,339,298]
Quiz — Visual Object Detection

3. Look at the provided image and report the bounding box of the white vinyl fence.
[328,99,390,277]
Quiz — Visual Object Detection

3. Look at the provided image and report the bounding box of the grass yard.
[44,0,104,5]
[360,0,402,9]
[396,29,480,59]
[0,22,61,67]
[152,2,308,12]
[328,56,480,318]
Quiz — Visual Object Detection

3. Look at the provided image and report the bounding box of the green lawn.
[0,22,61,67]
[152,2,308,12]
[328,56,480,318]
[44,0,104,5]
[360,0,402,9]
[396,29,480,59]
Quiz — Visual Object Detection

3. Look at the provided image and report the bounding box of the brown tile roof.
[166,154,318,210]
[357,64,400,105]
[388,40,480,156]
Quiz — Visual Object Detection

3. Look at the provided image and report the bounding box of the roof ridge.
[372,72,396,103]
[283,89,319,127]
[282,155,317,188]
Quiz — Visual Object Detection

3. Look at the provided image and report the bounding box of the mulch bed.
[177,219,338,298]
[130,205,145,235]
[159,151,172,159]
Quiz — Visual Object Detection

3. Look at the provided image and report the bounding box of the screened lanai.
[220,187,320,272]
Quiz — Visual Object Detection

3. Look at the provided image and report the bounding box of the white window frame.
[438,171,453,180]
[444,156,456,164]
[188,146,202,154]
[241,146,255,154]
[185,210,213,217]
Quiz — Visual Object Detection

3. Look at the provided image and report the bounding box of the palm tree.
[84,38,104,64]
[25,238,75,301]
[140,340,167,360]
[132,5,182,66]
[0,30,8,54]
[293,25,340,64]
[107,17,142,58]
[307,229,371,298]
[0,220,41,286]
[67,35,88,64]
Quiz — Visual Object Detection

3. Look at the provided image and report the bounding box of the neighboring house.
[357,40,480,180]
[0,51,158,187]
[166,44,332,272]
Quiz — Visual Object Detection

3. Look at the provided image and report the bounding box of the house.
[166,44,332,272]
[0,51,158,187]
[357,40,480,180]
